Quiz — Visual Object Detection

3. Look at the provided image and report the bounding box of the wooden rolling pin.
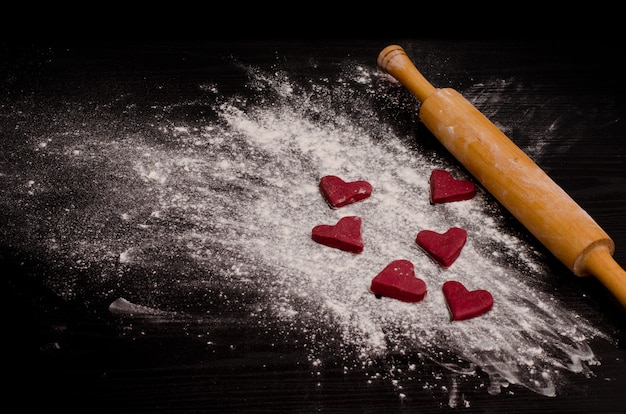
[378,44,626,308]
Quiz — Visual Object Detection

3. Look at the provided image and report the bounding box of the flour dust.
[4,58,610,405]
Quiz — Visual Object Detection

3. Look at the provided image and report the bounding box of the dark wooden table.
[2,40,625,413]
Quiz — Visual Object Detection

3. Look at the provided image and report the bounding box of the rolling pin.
[378,44,626,308]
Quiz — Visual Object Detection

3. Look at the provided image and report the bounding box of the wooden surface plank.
[2,40,625,413]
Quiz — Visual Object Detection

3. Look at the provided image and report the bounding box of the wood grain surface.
[2,40,625,413]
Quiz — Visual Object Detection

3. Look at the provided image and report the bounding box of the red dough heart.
[319,175,373,208]
[370,259,427,303]
[311,216,364,253]
[442,281,493,321]
[430,170,475,203]
[416,227,467,268]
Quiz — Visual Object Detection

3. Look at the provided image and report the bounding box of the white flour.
[16,59,610,406]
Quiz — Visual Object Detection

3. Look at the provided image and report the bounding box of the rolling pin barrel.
[378,45,626,308]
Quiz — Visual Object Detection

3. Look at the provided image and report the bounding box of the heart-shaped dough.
[442,280,493,321]
[311,216,364,253]
[430,169,475,203]
[416,227,467,268]
[370,259,427,302]
[319,175,373,208]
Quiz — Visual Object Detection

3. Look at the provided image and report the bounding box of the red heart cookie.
[319,175,373,208]
[442,280,493,321]
[370,259,427,303]
[312,216,364,253]
[430,169,475,203]
[416,227,467,268]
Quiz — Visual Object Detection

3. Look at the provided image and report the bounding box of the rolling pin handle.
[377,45,437,103]
[582,247,626,308]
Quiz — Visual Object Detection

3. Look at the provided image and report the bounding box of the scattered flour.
[6,57,610,406]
